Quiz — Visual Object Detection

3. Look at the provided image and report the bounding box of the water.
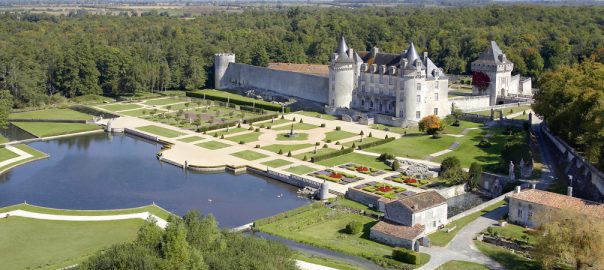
[0,133,309,227]
[446,192,491,217]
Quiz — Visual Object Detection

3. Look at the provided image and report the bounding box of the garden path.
[0,209,168,229]
[0,145,33,168]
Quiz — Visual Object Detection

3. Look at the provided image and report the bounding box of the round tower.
[328,36,355,109]
[214,53,235,89]
[316,181,330,200]
[400,42,424,123]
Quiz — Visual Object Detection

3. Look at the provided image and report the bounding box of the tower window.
[434,108,438,115]
[415,111,421,119]
[416,83,421,91]
[416,95,421,103]
[434,93,439,101]
[435,81,439,89]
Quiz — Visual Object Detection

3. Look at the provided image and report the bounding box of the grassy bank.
[0,203,173,220]
[0,144,48,173]
[11,122,102,138]
[10,108,94,120]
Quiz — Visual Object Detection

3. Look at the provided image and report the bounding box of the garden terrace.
[385,174,432,187]
[98,103,142,112]
[11,122,102,138]
[355,182,406,200]
[273,122,319,131]
[9,108,94,121]
[338,162,386,176]
[315,152,392,171]
[261,143,314,154]
[308,169,363,185]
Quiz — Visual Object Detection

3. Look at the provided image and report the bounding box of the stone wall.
[223,63,329,104]
[345,188,382,209]
[449,95,491,111]
[435,184,467,199]
[479,172,509,196]
[369,228,415,249]
[448,191,510,223]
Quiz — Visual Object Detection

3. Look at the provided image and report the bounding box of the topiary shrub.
[220,134,225,139]
[303,155,308,161]
[255,128,260,132]
[344,221,363,235]
[292,117,296,122]
[299,118,304,123]
[278,149,283,155]
[248,126,254,130]
[391,160,400,171]
[368,132,373,138]
[320,123,326,127]
[323,144,328,148]
[255,144,260,148]
[239,141,245,144]
[392,248,421,265]
[335,141,340,145]
[335,126,341,131]
[287,151,292,157]
[478,138,492,148]
[326,139,332,143]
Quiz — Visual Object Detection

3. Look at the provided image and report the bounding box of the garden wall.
[345,188,382,209]
[435,184,467,199]
[248,167,322,190]
[448,191,511,223]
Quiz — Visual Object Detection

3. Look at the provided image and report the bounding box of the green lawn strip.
[11,122,101,138]
[230,150,269,161]
[0,134,7,144]
[343,137,381,147]
[474,241,540,270]
[472,105,533,117]
[120,108,166,117]
[261,118,292,126]
[442,120,484,135]
[9,108,93,120]
[261,143,314,154]
[285,165,319,175]
[324,130,358,142]
[160,103,188,111]
[195,140,231,150]
[98,103,142,112]
[0,217,144,270]
[433,128,506,168]
[294,111,339,120]
[207,127,246,137]
[256,205,428,268]
[370,123,420,134]
[483,223,536,245]
[136,125,185,138]
[365,134,456,159]
[0,144,47,173]
[177,136,205,143]
[260,159,293,168]
[333,198,383,216]
[192,89,278,108]
[429,201,506,246]
[226,132,262,143]
[296,252,365,270]
[316,152,391,171]
[276,133,309,141]
[294,148,338,160]
[273,122,319,131]
[0,147,19,162]
[436,260,489,270]
[143,98,184,106]
[0,203,172,220]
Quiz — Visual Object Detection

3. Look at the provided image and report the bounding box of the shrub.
[299,118,304,123]
[220,134,225,139]
[379,153,395,161]
[237,122,241,128]
[419,115,444,137]
[335,126,341,131]
[323,144,328,148]
[326,139,332,143]
[255,144,260,148]
[341,146,345,150]
[214,133,219,138]
[320,123,326,127]
[344,221,363,235]
[391,160,400,171]
[255,128,260,132]
[239,141,245,144]
[440,156,461,173]
[335,141,340,145]
[467,162,482,190]
[292,117,296,122]
[478,138,492,148]
[278,149,283,155]
[315,142,321,146]
[248,126,254,130]
[281,114,285,119]
[287,151,292,157]
[303,155,308,161]
[368,132,373,138]
[310,147,354,163]
[357,137,395,150]
[392,248,421,265]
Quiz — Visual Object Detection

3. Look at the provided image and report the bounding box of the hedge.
[392,248,421,265]
[198,122,237,132]
[310,147,354,163]
[186,90,290,112]
[242,113,278,124]
[357,137,395,150]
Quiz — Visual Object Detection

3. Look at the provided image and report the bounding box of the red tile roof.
[508,189,604,219]
[267,63,329,77]
[371,220,425,240]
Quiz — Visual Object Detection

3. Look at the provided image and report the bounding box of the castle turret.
[214,53,235,89]
[471,41,514,105]
[400,42,424,122]
[328,36,355,109]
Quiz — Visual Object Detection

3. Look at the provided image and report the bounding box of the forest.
[0,5,602,108]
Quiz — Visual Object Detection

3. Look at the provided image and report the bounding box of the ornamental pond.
[0,132,310,227]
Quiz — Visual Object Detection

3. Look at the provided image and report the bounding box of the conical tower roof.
[405,42,420,64]
[335,36,353,63]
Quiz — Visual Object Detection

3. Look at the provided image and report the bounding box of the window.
[370,75,373,83]
[434,108,438,115]
[517,209,522,219]
[434,93,439,101]
[435,81,439,88]
[416,95,421,103]
[416,83,421,91]
[415,111,421,119]
[389,77,393,85]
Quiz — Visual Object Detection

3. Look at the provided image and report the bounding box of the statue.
[519,158,526,178]
[509,161,515,181]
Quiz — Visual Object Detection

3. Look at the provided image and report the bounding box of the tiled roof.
[371,220,425,240]
[267,63,329,77]
[473,40,512,65]
[387,190,446,213]
[508,189,604,219]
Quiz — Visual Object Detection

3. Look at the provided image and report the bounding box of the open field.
[136,125,186,138]
[11,122,101,138]
[10,108,94,120]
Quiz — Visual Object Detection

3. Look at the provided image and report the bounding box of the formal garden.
[355,182,407,199]
[308,169,364,184]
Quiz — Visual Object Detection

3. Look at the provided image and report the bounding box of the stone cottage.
[370,191,447,250]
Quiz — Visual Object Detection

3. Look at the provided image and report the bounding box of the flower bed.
[355,181,406,199]
[339,162,386,176]
[385,174,431,187]
[309,169,363,185]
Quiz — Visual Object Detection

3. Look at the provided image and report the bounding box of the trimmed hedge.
[243,113,278,124]
[310,147,354,163]
[357,137,395,150]
[186,90,290,112]
[392,248,421,265]
[198,122,237,132]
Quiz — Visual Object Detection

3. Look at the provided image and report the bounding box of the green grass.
[333,198,383,216]
[296,252,365,270]
[316,152,391,171]
[177,136,204,143]
[436,260,489,270]
[273,122,319,131]
[196,140,231,150]
[365,133,456,159]
[136,125,185,138]
[442,120,484,135]
[207,127,246,137]
[192,89,278,108]
[99,103,142,112]
[0,217,145,270]
[0,203,173,220]
[285,165,318,175]
[342,137,381,147]
[294,111,339,120]
[226,132,262,143]
[143,97,184,106]
[324,130,358,142]
[483,223,536,245]
[261,159,293,168]
[370,123,419,134]
[294,148,338,160]
[0,134,7,144]
[474,241,540,270]
[120,108,166,117]
[261,143,314,154]
[429,201,506,246]
[276,132,309,141]
[433,128,506,168]
[472,105,533,117]
[0,144,48,173]
[260,118,291,126]
[11,122,101,138]
[160,103,188,111]
[230,150,268,161]
[0,147,19,162]
[9,108,93,120]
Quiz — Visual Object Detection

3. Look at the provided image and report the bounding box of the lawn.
[364,133,456,159]
[143,97,184,106]
[0,203,172,221]
[324,130,358,142]
[99,103,142,112]
[433,128,506,168]
[483,223,536,245]
[474,241,540,270]
[273,122,318,131]
[196,141,231,150]
[343,137,381,148]
[333,198,383,216]
[429,201,506,246]
[177,136,204,143]
[296,252,365,270]
[294,147,338,161]
[261,143,314,154]
[136,125,185,138]
[442,120,484,135]
[207,127,246,137]
[11,122,102,138]
[0,144,47,173]
[120,108,166,117]
[370,123,420,134]
[230,150,268,161]
[261,159,293,168]
[0,134,7,144]
[0,147,19,162]
[9,108,93,120]
[276,132,309,141]
[191,89,279,108]
[256,204,429,268]
[294,111,339,120]
[226,132,262,143]
[285,165,319,175]
[472,105,533,117]
[436,260,489,270]
[316,152,391,171]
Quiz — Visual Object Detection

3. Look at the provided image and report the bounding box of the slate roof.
[473,41,512,65]
[387,191,447,213]
[371,220,425,240]
[335,36,353,63]
[508,189,604,219]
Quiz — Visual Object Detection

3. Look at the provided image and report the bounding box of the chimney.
[423,52,428,60]
[515,186,521,194]
[567,186,573,197]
